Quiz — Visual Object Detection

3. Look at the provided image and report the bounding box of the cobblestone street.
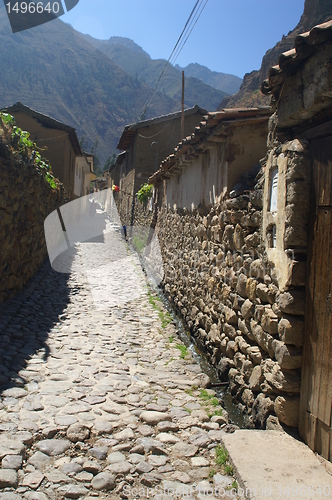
[0,215,237,500]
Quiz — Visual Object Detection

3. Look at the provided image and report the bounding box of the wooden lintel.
[208,135,227,143]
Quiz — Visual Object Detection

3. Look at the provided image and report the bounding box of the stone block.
[238,318,254,341]
[226,340,238,358]
[208,324,221,345]
[246,278,257,301]
[222,225,234,251]
[286,260,306,288]
[229,368,247,397]
[233,294,245,311]
[249,365,264,391]
[252,394,274,428]
[220,338,227,355]
[241,299,255,320]
[278,315,304,346]
[250,320,274,357]
[234,352,246,371]
[217,358,232,382]
[241,388,255,408]
[236,273,248,298]
[224,306,238,326]
[223,323,237,340]
[256,283,270,303]
[254,304,265,322]
[247,346,262,365]
[266,415,284,431]
[250,259,265,279]
[236,336,250,355]
[272,341,302,370]
[275,290,305,316]
[242,360,253,383]
[244,232,260,248]
[262,359,301,394]
[274,396,300,428]
[216,251,224,266]
[261,308,279,335]
[233,224,244,250]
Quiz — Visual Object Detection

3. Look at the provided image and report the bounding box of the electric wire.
[162,0,208,81]
[138,116,176,139]
[170,0,209,67]
[138,0,206,121]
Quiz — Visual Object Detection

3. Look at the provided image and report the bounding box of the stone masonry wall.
[0,153,65,304]
[145,146,309,429]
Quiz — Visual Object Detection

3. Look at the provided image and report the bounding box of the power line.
[170,0,209,67]
[162,0,207,81]
[138,0,206,121]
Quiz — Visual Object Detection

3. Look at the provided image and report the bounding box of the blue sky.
[62,0,305,78]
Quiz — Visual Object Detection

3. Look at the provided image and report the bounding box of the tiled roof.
[149,107,271,184]
[261,20,332,96]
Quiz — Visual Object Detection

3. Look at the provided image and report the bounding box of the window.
[267,225,277,248]
[270,168,278,213]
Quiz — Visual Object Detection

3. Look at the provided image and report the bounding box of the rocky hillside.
[175,62,242,95]
[82,35,229,111]
[0,11,180,164]
[219,0,332,109]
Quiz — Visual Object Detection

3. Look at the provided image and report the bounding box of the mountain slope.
[0,11,180,163]
[175,62,242,95]
[219,0,332,109]
[82,35,228,111]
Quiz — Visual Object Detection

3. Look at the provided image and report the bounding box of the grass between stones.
[199,389,223,418]
[215,445,234,476]
[175,344,188,359]
[147,291,172,329]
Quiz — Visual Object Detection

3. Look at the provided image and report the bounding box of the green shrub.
[137,183,153,203]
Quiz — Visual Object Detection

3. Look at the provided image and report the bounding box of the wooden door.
[299,135,332,462]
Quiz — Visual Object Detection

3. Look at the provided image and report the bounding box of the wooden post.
[181,71,185,140]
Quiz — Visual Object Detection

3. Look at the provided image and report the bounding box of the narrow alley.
[0,213,238,500]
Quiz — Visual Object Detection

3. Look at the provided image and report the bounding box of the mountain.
[218,0,332,109]
[0,11,180,164]
[81,35,228,111]
[175,63,242,95]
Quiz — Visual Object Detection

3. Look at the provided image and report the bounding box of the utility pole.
[181,71,185,140]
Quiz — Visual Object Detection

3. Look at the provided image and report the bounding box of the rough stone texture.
[36,440,71,457]
[0,221,235,499]
[0,125,65,304]
[149,184,306,426]
[278,315,304,346]
[66,424,90,443]
[274,396,300,427]
[0,470,18,488]
[275,291,306,316]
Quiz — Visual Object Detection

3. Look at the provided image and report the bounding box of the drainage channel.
[150,283,248,429]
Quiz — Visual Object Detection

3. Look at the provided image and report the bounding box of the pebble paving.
[0,213,239,499]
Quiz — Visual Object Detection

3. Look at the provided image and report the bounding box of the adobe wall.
[134,112,206,190]
[163,120,268,211]
[0,150,65,304]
